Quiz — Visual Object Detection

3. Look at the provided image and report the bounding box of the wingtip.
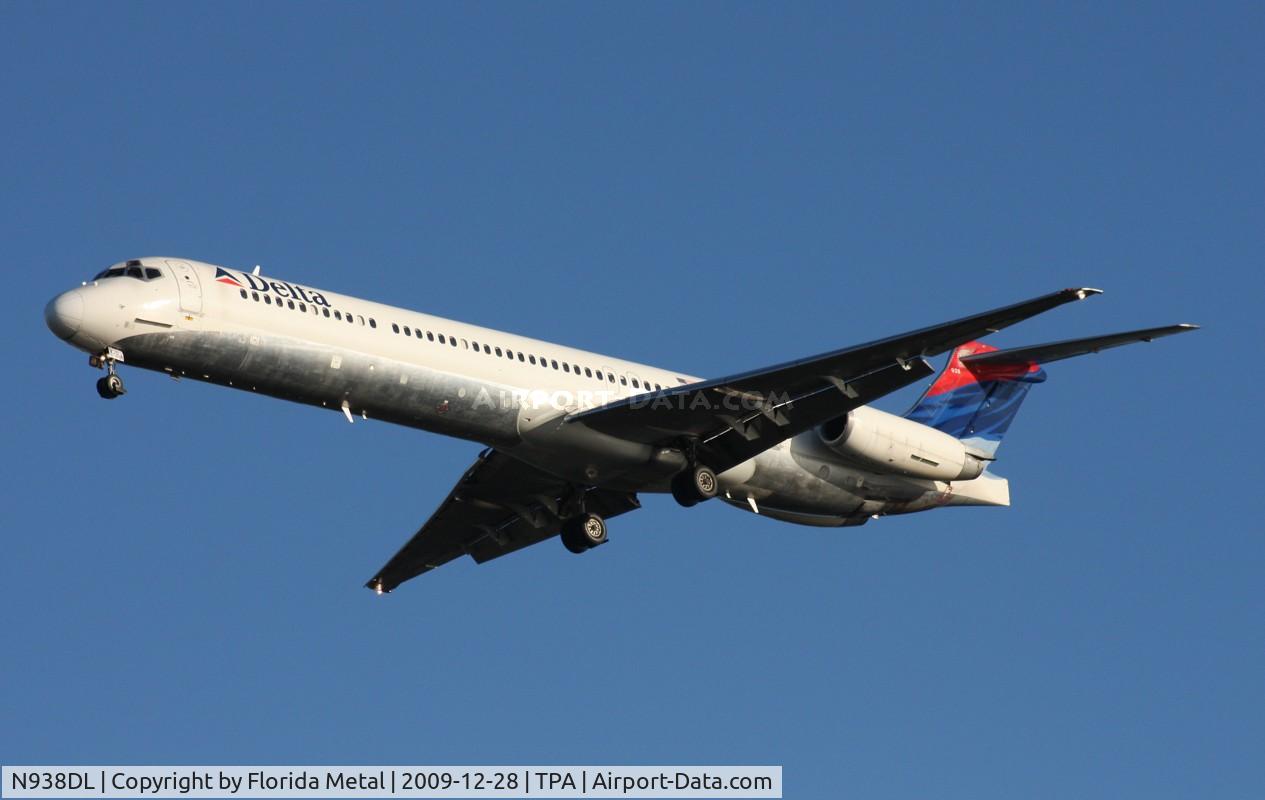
[1069,287,1104,300]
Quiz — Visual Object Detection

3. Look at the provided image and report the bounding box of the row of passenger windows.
[236,288,666,391]
[387,322,666,390]
[239,288,378,327]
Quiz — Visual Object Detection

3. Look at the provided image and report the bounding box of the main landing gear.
[91,353,126,399]
[560,512,608,554]
[671,464,719,507]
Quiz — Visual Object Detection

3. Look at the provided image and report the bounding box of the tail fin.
[904,341,1045,458]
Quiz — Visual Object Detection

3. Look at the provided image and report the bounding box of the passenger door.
[166,260,203,314]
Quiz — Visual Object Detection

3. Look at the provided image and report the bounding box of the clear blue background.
[2,3,1260,797]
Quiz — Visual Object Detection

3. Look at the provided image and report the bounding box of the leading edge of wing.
[567,287,1102,427]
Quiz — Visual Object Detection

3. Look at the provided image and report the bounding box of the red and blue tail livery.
[905,342,1045,457]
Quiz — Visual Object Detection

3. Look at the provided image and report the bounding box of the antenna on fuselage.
[252,265,261,276]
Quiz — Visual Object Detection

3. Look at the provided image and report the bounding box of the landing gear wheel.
[96,373,125,399]
[672,464,719,506]
[560,512,607,553]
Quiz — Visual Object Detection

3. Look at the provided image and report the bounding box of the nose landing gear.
[90,352,126,399]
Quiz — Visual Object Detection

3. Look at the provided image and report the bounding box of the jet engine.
[819,406,987,481]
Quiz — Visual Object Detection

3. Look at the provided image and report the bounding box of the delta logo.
[218,268,332,307]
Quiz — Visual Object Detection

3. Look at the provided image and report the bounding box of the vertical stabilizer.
[904,342,1046,457]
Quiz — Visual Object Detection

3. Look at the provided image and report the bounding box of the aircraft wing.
[567,288,1103,474]
[366,449,640,593]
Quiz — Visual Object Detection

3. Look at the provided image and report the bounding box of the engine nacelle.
[819,406,986,481]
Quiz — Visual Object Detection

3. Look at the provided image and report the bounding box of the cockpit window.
[92,265,165,281]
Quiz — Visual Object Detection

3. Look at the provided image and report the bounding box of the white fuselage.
[45,258,1008,526]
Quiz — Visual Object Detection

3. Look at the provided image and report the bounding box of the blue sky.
[2,3,1261,797]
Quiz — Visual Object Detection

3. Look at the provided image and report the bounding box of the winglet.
[1070,287,1104,300]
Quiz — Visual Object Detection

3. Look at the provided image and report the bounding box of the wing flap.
[696,357,935,470]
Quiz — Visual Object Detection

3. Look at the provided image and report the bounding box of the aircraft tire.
[691,465,719,499]
[672,465,718,506]
[96,374,124,399]
[561,513,606,553]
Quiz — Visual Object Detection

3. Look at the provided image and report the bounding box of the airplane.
[44,258,1196,593]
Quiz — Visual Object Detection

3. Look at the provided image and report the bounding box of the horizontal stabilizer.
[961,324,1198,367]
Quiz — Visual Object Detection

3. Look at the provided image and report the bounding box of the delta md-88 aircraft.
[45,258,1195,593]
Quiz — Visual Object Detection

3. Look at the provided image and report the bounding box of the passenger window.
[483,344,491,354]
[584,368,592,378]
[427,331,434,341]
[562,363,570,373]
[264,295,272,305]
[631,378,639,388]
[451,337,458,347]
[495,347,502,357]
[517,352,524,361]
[252,292,260,301]
[529,355,537,365]
[288,300,295,309]
[126,266,144,279]
[299,303,306,312]
[369,318,377,329]
[403,326,411,336]
[438,334,446,344]
[392,324,399,334]
[334,310,341,320]
[506,350,514,359]
[145,268,162,279]
[608,373,615,383]
[620,376,627,386]
[347,314,354,324]
[415,329,423,339]
[551,360,559,369]
[358,315,365,325]
[471,341,479,351]
[240,289,247,299]
[323,308,330,317]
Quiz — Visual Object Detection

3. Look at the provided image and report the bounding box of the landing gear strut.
[560,512,608,554]
[93,354,125,399]
[671,464,719,507]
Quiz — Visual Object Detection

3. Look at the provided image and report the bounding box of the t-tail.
[906,323,1200,459]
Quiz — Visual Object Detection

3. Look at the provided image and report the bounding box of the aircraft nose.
[45,289,84,340]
